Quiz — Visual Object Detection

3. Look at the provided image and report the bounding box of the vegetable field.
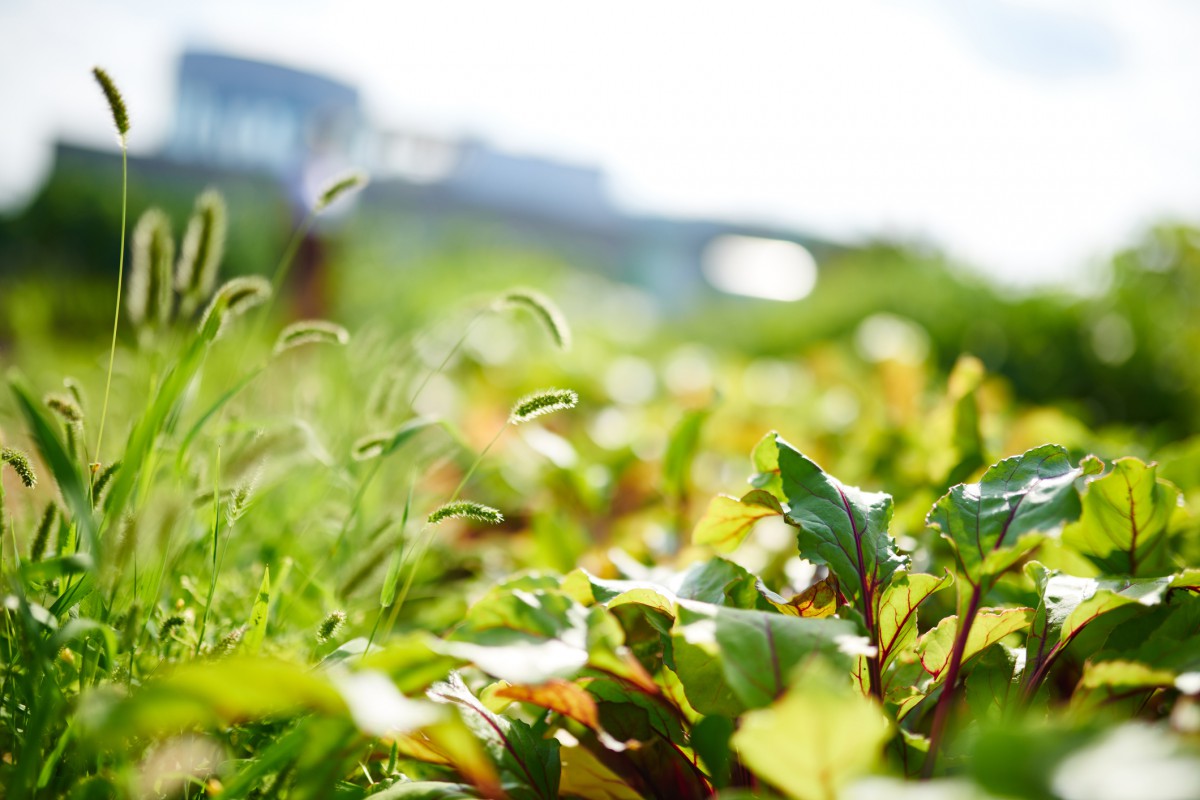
[2,68,1200,800]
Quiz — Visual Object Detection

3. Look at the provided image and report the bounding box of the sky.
[2,0,1199,286]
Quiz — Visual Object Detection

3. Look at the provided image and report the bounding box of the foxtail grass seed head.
[498,289,571,351]
[214,626,246,657]
[314,170,368,213]
[1,447,37,488]
[128,208,175,327]
[44,393,84,424]
[176,189,227,310]
[198,276,272,339]
[274,319,350,355]
[226,472,258,525]
[428,501,504,526]
[31,502,58,560]
[64,377,87,411]
[316,610,347,643]
[509,388,579,424]
[92,66,130,142]
[92,461,121,506]
[159,615,186,639]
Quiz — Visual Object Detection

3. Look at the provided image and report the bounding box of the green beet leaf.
[918,607,1033,686]
[692,490,783,553]
[1063,457,1181,577]
[875,571,954,678]
[1023,564,1175,695]
[927,444,1092,588]
[671,599,859,715]
[428,672,560,800]
[732,660,891,800]
[772,434,906,607]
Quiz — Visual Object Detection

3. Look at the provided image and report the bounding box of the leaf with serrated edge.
[1063,457,1180,577]
[918,608,1033,684]
[693,490,782,553]
[774,435,905,606]
[927,444,1085,588]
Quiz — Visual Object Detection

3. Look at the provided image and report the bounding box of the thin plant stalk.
[93,146,128,480]
[195,448,223,656]
[408,306,489,409]
[921,583,983,779]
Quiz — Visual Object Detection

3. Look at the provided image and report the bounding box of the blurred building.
[15,49,840,307]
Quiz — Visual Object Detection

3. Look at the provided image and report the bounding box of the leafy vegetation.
[3,68,1200,800]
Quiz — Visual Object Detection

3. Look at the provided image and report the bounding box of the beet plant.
[2,65,1199,800]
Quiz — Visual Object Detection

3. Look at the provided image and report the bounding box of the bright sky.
[2,0,1199,285]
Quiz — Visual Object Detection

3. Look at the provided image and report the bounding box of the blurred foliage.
[2,153,1200,799]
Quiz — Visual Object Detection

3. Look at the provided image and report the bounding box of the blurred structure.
[3,49,837,310]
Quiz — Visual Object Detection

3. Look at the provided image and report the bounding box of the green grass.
[2,67,1200,800]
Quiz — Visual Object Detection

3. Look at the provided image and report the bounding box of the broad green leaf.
[963,644,1024,720]
[1063,457,1181,576]
[442,587,590,684]
[243,565,270,655]
[444,582,645,690]
[918,607,1033,684]
[875,571,953,676]
[562,569,675,613]
[691,715,735,788]
[733,661,891,800]
[692,490,782,553]
[428,672,560,800]
[676,557,764,609]
[671,599,859,714]
[1023,565,1173,692]
[773,435,905,606]
[748,430,783,499]
[927,444,1089,587]
[586,679,710,798]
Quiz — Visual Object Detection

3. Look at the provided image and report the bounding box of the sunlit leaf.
[758,575,840,618]
[243,565,270,655]
[428,672,560,800]
[928,444,1090,588]
[1023,565,1174,693]
[875,571,953,675]
[692,490,782,553]
[773,434,906,606]
[1063,457,1181,577]
[733,661,891,800]
[558,745,642,800]
[918,608,1033,684]
[671,599,858,714]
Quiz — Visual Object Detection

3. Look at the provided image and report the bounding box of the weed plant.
[2,67,1200,800]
